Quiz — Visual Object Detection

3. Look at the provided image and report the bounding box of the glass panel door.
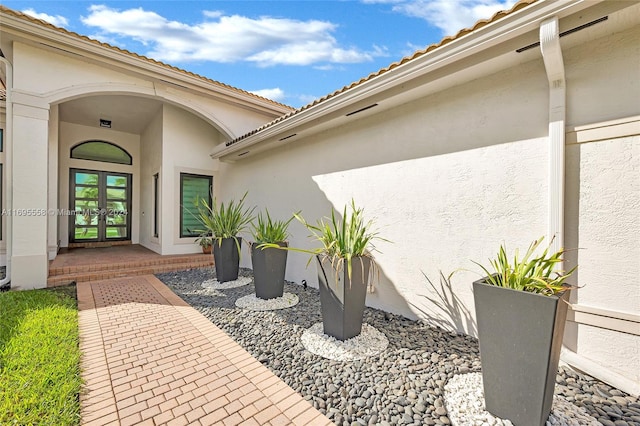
[70,169,131,242]
[73,171,101,241]
[105,174,129,239]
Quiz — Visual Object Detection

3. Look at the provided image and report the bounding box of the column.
[11,96,49,289]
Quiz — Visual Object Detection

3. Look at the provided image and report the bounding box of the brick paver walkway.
[78,275,332,426]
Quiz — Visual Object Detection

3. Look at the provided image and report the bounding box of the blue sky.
[3,0,517,107]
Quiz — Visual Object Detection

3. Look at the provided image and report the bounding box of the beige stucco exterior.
[0,13,290,287]
[213,2,640,390]
[0,0,638,393]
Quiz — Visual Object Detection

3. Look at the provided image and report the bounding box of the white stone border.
[235,293,299,311]
[443,372,600,426]
[301,322,388,361]
[202,276,252,290]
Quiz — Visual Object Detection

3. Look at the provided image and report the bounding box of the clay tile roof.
[225,0,537,147]
[0,5,293,111]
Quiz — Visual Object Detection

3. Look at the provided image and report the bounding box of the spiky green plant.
[287,200,386,280]
[474,237,576,296]
[251,209,296,245]
[196,192,255,251]
[194,232,213,247]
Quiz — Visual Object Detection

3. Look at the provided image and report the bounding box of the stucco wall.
[566,134,640,384]
[561,22,640,385]
[564,24,640,127]
[161,104,220,255]
[218,20,639,384]
[8,39,280,260]
[220,56,551,334]
[139,110,163,253]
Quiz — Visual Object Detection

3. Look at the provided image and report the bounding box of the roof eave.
[211,0,604,160]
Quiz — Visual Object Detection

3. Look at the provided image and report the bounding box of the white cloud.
[402,42,424,57]
[297,94,321,106]
[202,10,224,19]
[80,5,383,67]
[249,88,286,102]
[23,8,69,27]
[365,0,517,36]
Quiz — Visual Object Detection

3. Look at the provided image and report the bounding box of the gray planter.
[251,242,288,300]
[213,237,241,282]
[473,279,571,426]
[316,255,371,341]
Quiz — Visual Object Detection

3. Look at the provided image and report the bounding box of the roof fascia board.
[1,13,292,116]
[212,0,603,159]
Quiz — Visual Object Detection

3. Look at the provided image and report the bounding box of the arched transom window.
[71,141,132,165]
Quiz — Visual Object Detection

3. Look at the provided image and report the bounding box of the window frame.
[71,140,133,165]
[153,173,159,238]
[179,173,212,238]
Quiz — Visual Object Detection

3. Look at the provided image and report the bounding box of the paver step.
[48,253,213,276]
[47,258,213,287]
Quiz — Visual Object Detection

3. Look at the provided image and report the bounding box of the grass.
[0,285,81,425]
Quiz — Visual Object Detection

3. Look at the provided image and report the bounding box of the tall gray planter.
[251,242,288,300]
[473,279,571,426]
[213,237,241,282]
[316,255,371,341]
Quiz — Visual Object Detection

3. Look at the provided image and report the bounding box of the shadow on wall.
[283,57,548,177]
[220,59,554,331]
[228,185,417,321]
[409,271,478,336]
[290,207,416,321]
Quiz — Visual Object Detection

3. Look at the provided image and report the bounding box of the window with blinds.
[180,173,212,237]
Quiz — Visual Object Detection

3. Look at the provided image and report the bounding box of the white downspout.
[540,17,565,253]
[540,17,639,397]
[0,56,12,287]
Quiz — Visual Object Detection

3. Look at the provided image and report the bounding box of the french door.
[70,169,132,243]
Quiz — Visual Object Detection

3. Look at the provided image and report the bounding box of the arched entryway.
[53,92,227,255]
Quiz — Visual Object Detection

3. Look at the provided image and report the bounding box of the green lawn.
[0,285,81,425]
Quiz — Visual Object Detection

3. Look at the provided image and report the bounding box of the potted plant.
[197,192,255,282]
[250,210,296,300]
[472,237,576,426]
[195,232,213,254]
[290,200,386,341]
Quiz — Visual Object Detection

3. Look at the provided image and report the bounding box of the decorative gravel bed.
[157,267,640,426]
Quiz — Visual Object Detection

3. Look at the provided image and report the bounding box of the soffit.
[59,95,163,135]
